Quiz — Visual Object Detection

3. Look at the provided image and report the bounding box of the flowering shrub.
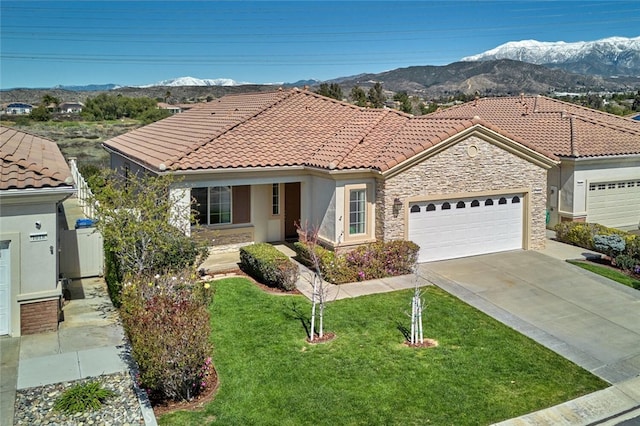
[120,271,213,402]
[294,240,419,284]
[240,243,299,291]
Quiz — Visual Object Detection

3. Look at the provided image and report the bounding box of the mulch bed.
[405,338,439,348]
[306,332,336,344]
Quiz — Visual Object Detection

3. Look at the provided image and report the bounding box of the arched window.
[456,201,466,209]
[499,197,507,205]
[442,202,451,210]
[471,200,480,207]
[426,203,436,212]
[485,199,494,206]
[410,205,421,213]
[512,196,520,204]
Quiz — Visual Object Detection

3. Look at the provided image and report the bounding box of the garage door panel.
[587,180,640,228]
[409,194,523,262]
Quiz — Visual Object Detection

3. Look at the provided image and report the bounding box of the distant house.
[157,102,182,114]
[5,103,33,115]
[0,126,75,336]
[58,102,84,113]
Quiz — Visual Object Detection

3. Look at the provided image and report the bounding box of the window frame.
[271,183,281,217]
[192,185,233,226]
[344,183,372,242]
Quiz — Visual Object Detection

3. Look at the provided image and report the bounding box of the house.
[428,95,640,229]
[5,103,33,115]
[103,89,558,263]
[58,101,84,113]
[0,126,75,336]
[157,102,182,114]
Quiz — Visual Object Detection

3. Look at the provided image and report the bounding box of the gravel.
[14,372,146,425]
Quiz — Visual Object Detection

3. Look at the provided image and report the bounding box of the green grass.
[159,278,606,426]
[568,260,640,289]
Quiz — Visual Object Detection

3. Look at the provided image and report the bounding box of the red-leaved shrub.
[120,271,213,402]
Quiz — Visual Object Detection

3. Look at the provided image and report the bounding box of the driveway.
[419,250,640,384]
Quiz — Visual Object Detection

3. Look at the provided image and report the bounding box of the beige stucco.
[0,189,74,336]
[376,134,550,251]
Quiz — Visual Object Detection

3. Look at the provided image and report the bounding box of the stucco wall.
[378,135,548,250]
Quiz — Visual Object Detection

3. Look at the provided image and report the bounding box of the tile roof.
[103,89,557,174]
[427,95,640,158]
[0,126,73,191]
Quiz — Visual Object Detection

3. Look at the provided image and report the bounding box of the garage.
[587,180,640,228]
[408,194,524,262]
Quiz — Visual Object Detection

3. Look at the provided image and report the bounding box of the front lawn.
[159,278,606,425]
[568,260,640,290]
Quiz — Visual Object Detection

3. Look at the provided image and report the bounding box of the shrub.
[53,381,116,414]
[615,254,638,272]
[554,222,627,251]
[104,243,123,307]
[293,240,419,284]
[593,234,626,258]
[240,243,299,291]
[120,271,213,402]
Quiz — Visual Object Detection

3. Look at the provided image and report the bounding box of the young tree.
[297,224,330,341]
[91,170,206,277]
[409,273,424,345]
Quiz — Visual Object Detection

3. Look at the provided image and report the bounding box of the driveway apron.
[419,250,640,384]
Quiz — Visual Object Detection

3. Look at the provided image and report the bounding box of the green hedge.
[293,240,419,284]
[239,243,300,291]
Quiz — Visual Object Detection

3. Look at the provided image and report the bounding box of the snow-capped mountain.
[141,76,249,87]
[461,36,640,77]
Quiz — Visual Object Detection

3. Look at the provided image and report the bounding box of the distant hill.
[462,36,640,77]
[329,59,640,97]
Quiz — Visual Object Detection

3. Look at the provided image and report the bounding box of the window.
[597,184,606,190]
[618,183,626,189]
[608,183,616,189]
[456,201,465,209]
[410,205,421,213]
[210,186,232,224]
[629,182,635,188]
[471,200,480,207]
[512,196,520,203]
[442,202,451,210]
[589,184,596,191]
[272,184,280,215]
[499,197,507,205]
[485,199,494,206]
[349,189,366,235]
[426,203,436,212]
[192,186,250,225]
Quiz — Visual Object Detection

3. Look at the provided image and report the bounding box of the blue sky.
[1,1,639,89]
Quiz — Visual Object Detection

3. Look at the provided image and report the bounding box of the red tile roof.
[103,89,558,173]
[428,95,640,158]
[0,126,73,190]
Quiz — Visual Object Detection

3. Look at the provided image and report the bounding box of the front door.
[284,182,301,240]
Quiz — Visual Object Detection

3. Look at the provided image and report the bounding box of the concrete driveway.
[419,250,640,384]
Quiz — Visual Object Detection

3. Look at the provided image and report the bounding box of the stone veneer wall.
[376,136,548,250]
[20,299,60,335]
[191,226,254,247]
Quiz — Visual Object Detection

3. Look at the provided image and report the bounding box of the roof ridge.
[164,89,297,169]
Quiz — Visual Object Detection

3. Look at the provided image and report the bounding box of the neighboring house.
[157,102,182,114]
[429,95,640,229]
[5,103,33,115]
[103,89,558,263]
[58,101,84,113]
[0,126,75,336]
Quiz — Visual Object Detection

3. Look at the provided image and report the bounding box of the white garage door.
[0,241,10,335]
[587,180,640,228]
[409,194,523,262]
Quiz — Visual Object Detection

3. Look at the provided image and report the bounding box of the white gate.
[60,228,104,279]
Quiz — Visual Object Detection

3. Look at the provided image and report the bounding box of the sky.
[1,1,639,89]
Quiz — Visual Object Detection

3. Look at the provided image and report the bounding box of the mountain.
[329,59,640,98]
[461,36,640,77]
[53,83,121,91]
[141,76,246,87]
